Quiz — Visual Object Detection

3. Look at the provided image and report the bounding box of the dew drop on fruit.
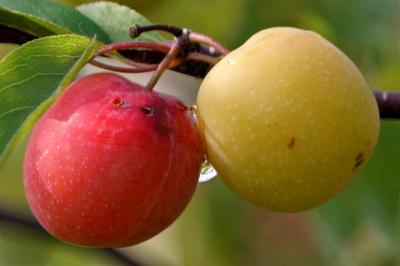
[198,160,217,184]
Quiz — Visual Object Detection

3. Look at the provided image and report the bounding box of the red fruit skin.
[23,73,204,247]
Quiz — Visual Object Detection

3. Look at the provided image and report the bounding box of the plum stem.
[0,206,144,266]
[145,38,183,91]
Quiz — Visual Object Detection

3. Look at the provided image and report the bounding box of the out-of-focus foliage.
[1,0,400,265]
[0,221,119,266]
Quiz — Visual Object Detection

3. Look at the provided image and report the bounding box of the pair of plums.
[24,27,379,247]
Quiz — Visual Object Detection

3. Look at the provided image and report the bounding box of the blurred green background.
[1,0,400,265]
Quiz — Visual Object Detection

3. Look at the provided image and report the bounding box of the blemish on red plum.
[112,97,125,107]
[140,106,154,116]
[24,73,205,247]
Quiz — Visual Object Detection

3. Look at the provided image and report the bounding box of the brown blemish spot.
[112,97,125,107]
[353,152,365,172]
[140,106,154,116]
[287,137,296,150]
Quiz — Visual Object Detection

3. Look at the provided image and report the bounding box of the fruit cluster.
[23,27,379,247]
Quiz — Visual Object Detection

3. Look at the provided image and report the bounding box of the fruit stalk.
[145,38,183,91]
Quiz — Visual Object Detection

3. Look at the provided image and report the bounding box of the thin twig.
[103,249,143,266]
[0,207,144,266]
[374,90,400,119]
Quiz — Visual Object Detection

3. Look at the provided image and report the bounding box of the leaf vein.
[0,105,36,120]
[0,72,64,94]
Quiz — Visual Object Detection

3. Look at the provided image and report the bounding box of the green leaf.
[0,0,110,43]
[0,34,99,167]
[77,1,166,43]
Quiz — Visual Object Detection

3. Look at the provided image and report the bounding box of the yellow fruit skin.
[196,27,380,212]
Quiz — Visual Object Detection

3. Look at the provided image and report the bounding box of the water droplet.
[198,160,218,184]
